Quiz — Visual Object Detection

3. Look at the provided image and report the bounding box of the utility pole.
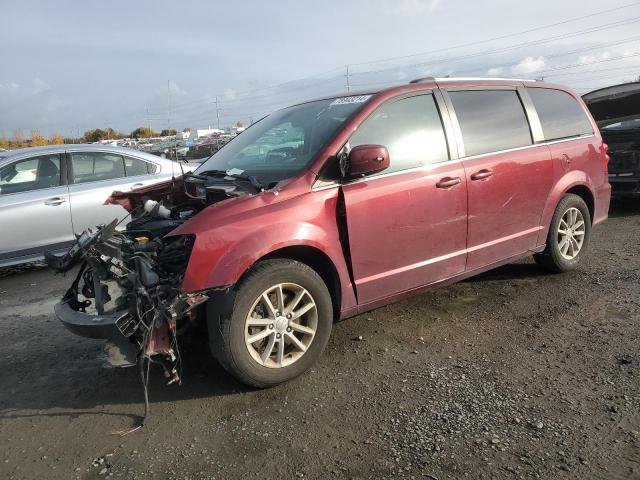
[146,107,151,130]
[215,96,220,130]
[345,65,351,92]
[167,80,171,133]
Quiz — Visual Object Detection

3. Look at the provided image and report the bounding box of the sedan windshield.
[601,117,640,131]
[195,95,372,183]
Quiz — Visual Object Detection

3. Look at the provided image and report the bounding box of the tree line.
[83,127,179,142]
[0,126,183,150]
[0,130,65,150]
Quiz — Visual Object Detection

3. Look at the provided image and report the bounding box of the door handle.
[470,169,493,181]
[131,183,144,189]
[436,177,462,189]
[44,197,66,206]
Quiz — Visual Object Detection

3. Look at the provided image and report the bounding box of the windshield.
[195,95,372,183]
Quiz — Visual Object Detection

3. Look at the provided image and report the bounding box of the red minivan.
[52,77,610,389]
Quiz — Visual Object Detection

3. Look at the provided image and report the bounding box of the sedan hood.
[582,81,640,127]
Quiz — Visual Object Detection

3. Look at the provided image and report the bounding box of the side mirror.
[345,145,390,178]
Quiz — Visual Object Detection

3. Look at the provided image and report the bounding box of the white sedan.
[0,144,198,267]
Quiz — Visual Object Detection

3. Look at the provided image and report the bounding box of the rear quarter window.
[124,156,154,176]
[527,88,593,141]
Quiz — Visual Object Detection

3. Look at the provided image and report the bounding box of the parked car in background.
[0,145,197,267]
[583,81,640,198]
[51,78,610,389]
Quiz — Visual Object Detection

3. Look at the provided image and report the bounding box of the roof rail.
[409,77,435,84]
[434,76,537,83]
[409,76,540,84]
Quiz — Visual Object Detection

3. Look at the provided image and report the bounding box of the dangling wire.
[111,326,152,436]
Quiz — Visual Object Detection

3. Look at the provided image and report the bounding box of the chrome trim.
[1,149,62,163]
[443,85,518,92]
[461,134,595,161]
[540,134,595,147]
[0,184,67,198]
[518,87,545,144]
[458,143,537,162]
[433,88,460,160]
[440,89,466,158]
[313,158,465,190]
[435,77,534,83]
[311,183,340,192]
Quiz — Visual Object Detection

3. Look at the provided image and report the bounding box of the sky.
[1,0,639,137]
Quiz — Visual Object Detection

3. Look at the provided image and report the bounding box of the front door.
[0,153,74,261]
[340,93,468,305]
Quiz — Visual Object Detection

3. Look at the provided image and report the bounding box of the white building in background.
[195,128,225,139]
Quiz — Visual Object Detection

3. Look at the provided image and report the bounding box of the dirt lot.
[1,200,639,480]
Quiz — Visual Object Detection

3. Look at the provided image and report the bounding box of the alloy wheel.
[557,207,585,260]
[244,283,318,368]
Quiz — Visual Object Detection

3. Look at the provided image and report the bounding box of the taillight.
[600,142,610,170]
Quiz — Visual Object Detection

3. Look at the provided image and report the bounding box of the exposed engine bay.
[45,171,266,430]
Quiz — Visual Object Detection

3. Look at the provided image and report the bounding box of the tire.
[208,259,333,388]
[534,193,591,273]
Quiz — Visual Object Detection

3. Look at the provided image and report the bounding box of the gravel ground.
[0,199,639,480]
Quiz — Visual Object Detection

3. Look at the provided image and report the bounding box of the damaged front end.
[48,212,206,386]
[47,172,262,382]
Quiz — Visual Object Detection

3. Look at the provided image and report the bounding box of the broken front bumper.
[54,300,125,340]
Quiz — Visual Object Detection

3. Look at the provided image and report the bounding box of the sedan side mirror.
[345,145,390,178]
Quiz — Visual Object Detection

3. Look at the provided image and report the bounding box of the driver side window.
[348,94,449,175]
[0,154,62,195]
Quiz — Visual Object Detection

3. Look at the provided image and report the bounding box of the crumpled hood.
[583,81,640,127]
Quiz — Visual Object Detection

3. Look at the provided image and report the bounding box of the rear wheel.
[209,259,333,388]
[534,193,591,273]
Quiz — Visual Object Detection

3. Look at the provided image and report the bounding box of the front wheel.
[209,259,333,388]
[534,193,591,273]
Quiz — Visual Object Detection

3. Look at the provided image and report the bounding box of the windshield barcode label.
[330,95,371,106]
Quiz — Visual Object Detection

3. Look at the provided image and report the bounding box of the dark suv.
[583,81,640,197]
[51,77,610,389]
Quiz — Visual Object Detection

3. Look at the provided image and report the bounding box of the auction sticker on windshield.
[330,95,371,106]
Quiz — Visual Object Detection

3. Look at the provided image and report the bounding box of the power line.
[167,5,640,110]
[163,16,640,118]
[141,4,640,122]
[544,64,640,77]
[136,5,640,131]
[350,16,640,77]
[531,51,640,74]
[348,1,640,68]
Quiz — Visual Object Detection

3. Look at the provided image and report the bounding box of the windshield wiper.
[197,169,264,191]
